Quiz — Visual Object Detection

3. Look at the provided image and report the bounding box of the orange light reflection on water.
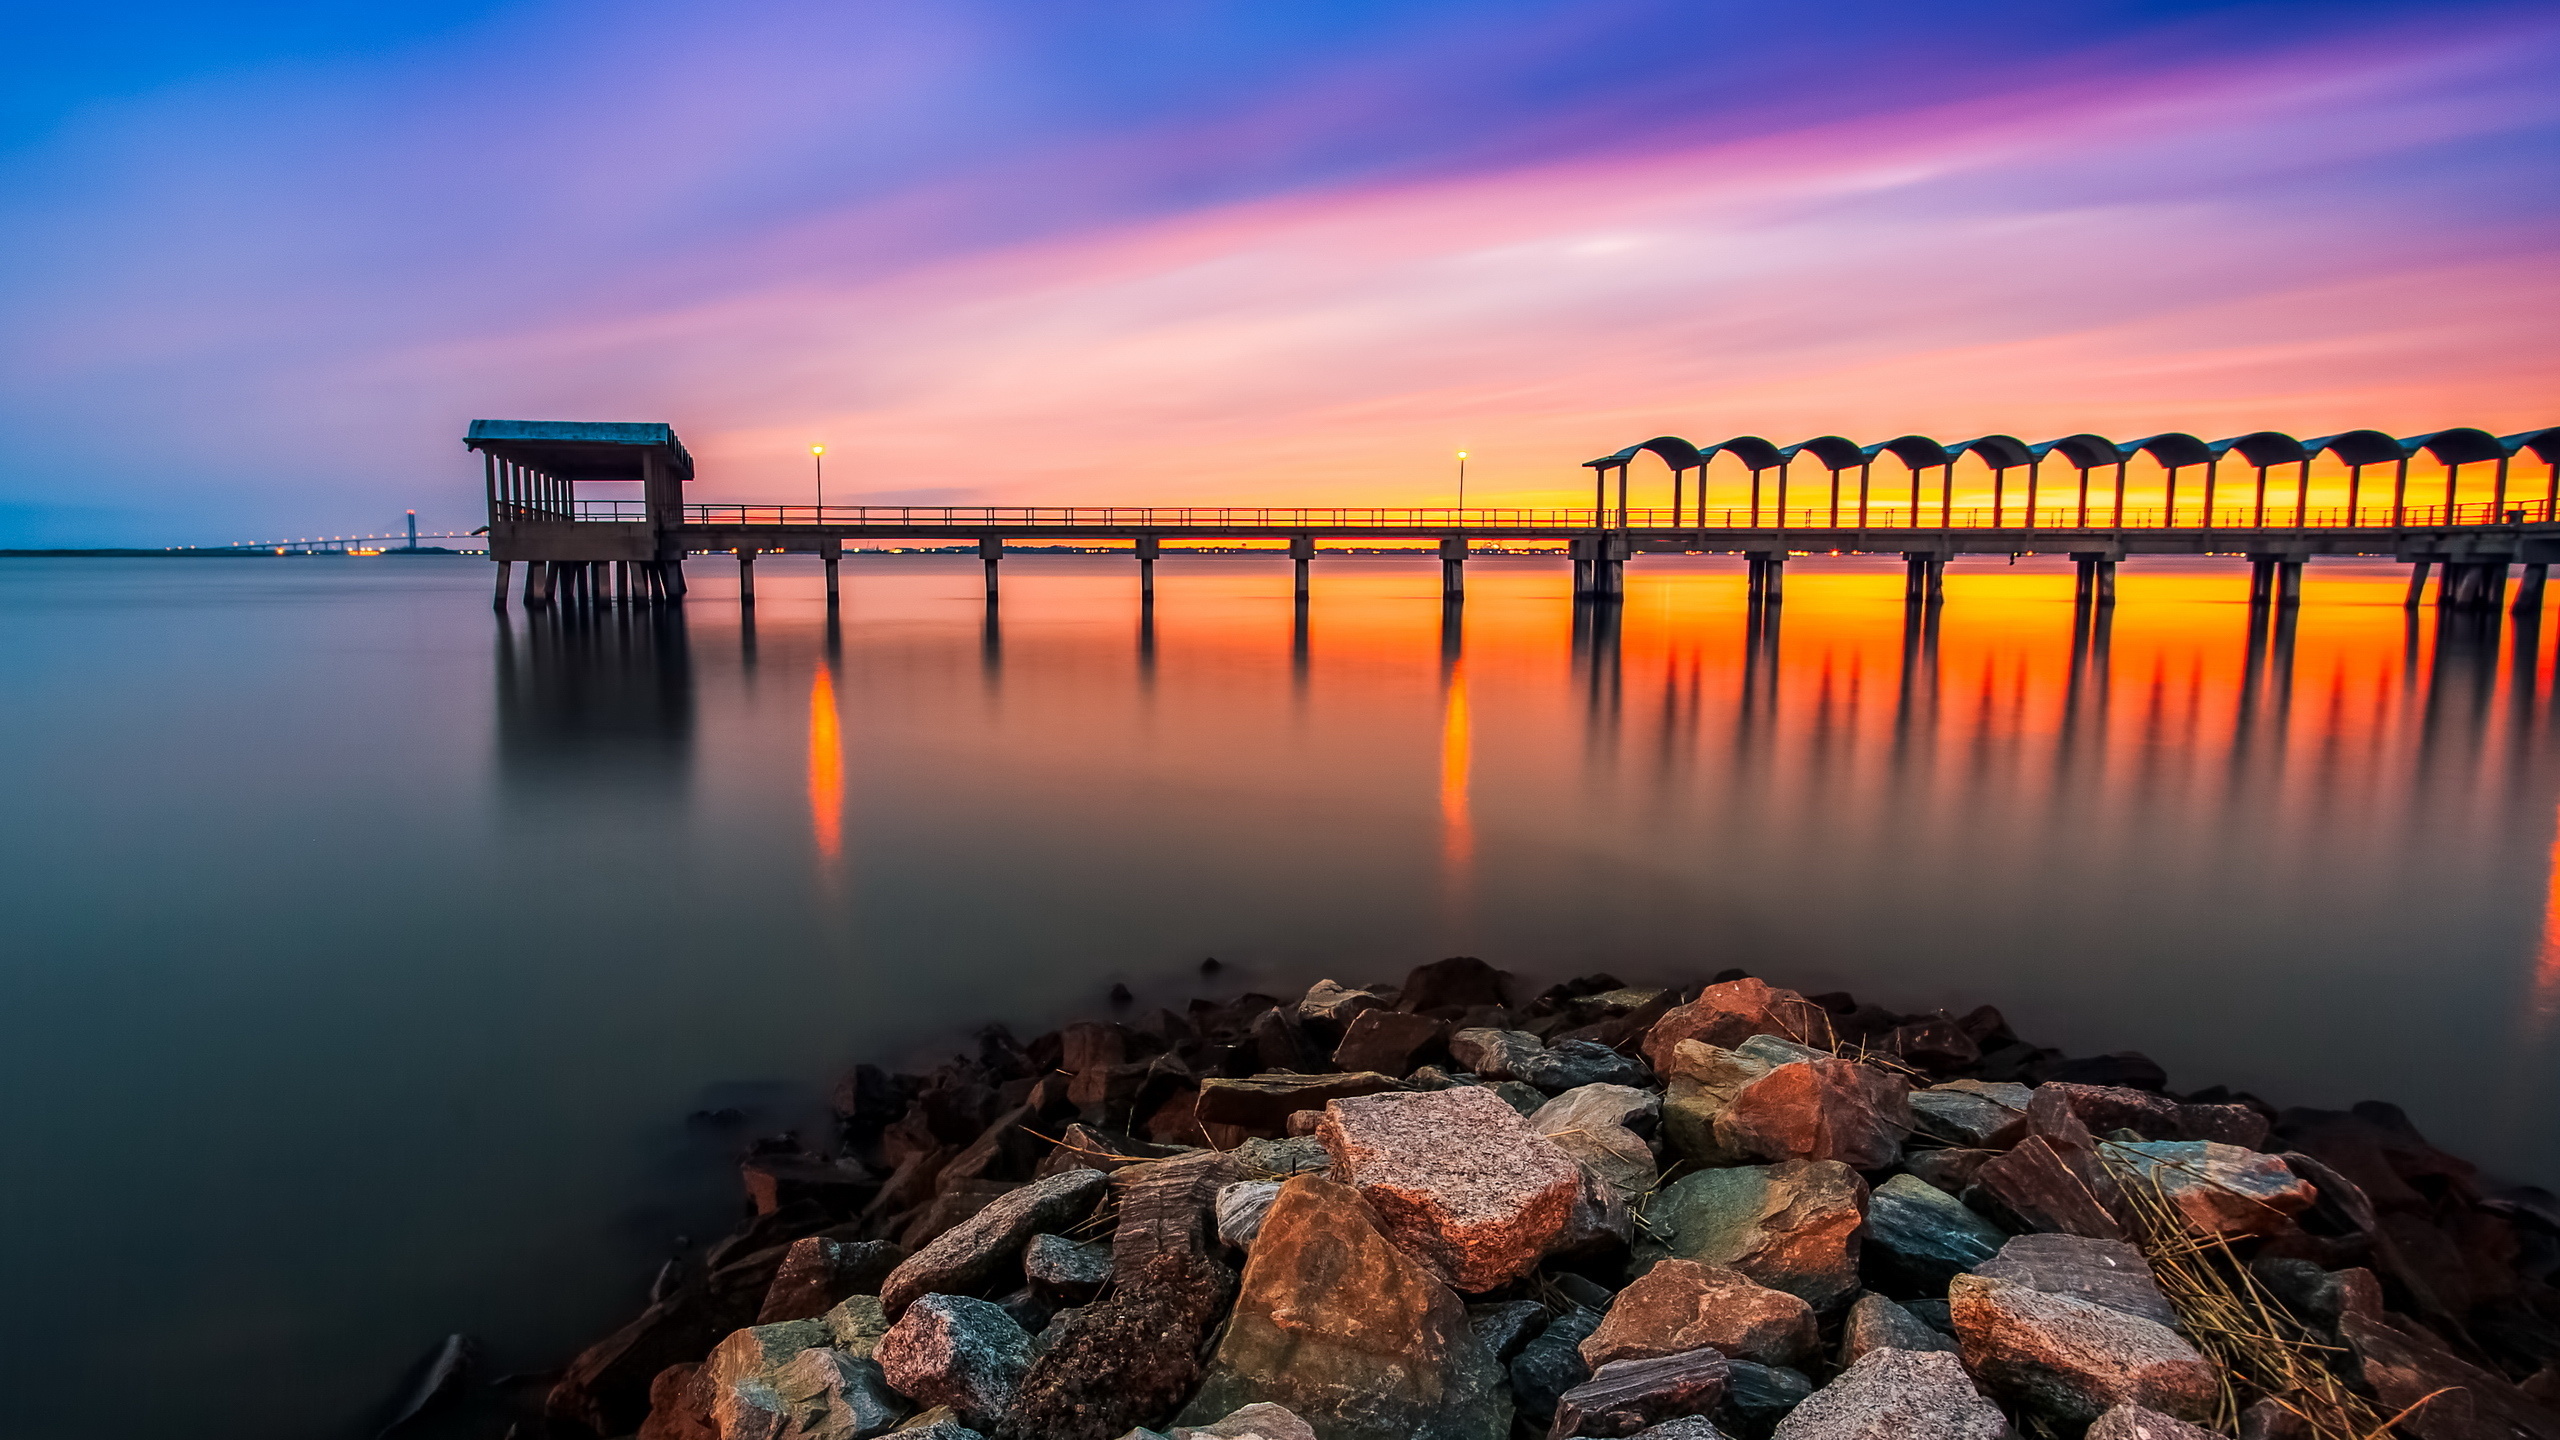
[1441,652,1472,877]
[810,662,843,863]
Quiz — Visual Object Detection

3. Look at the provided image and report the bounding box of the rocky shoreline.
[542,961,2560,1440]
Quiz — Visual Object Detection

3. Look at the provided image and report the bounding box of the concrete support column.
[1747,550,1784,605]
[1439,536,1466,599]
[493,560,513,610]
[737,549,756,604]
[1902,552,1944,605]
[1591,534,1626,600]
[2404,560,2432,610]
[2516,563,2548,616]
[1136,536,1160,603]
[979,537,1002,603]
[2247,555,2276,606]
[2276,560,2304,608]
[2096,559,2117,606]
[1289,534,1314,601]
[823,552,840,605]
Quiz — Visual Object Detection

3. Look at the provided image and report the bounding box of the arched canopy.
[2505,428,2560,464]
[2304,430,2406,466]
[2034,434,2120,469]
[1948,434,2035,468]
[2123,433,2214,467]
[1704,436,1788,471]
[1865,435,1952,470]
[2402,428,2504,465]
[1783,435,1867,471]
[2211,431,2306,467]
[1583,436,1703,471]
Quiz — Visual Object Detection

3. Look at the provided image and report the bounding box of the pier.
[468,419,2560,614]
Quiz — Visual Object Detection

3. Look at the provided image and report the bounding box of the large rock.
[1629,1422,1729,1440]
[1297,981,1383,1031]
[1948,1273,2216,1424]
[1021,1235,1110,1302]
[2086,1405,2224,1440]
[2103,1140,2317,1237]
[1553,1349,1730,1439]
[881,1169,1109,1317]
[1908,1082,2031,1150]
[1971,1089,2128,1240]
[1467,1300,1550,1364]
[875,1295,1034,1430]
[1512,1308,1605,1423]
[1768,1348,2006,1440]
[1331,1011,1449,1076]
[1581,1260,1817,1370]
[1534,1085,1661,1206]
[1718,1360,1814,1438]
[1179,1175,1512,1440]
[2043,1083,2271,1150]
[1197,1074,1408,1133]
[1532,1084,1661,1136]
[760,1238,906,1324]
[1715,1058,1911,1172]
[1974,1233,2178,1327]
[1861,1174,2006,1295]
[2341,1310,2560,1440]
[1398,957,1511,1014]
[1839,1293,1957,1364]
[1172,1402,1320,1440]
[1316,1086,1584,1292]
[717,1345,906,1440]
[1638,1161,1867,1311]
[1450,1029,1647,1094]
[1642,981,1835,1070]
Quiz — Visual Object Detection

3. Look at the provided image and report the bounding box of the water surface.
[2,552,2555,1438]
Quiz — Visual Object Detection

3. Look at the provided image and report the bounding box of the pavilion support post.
[2482,562,2510,611]
[979,537,1002,603]
[2404,560,2431,610]
[2515,564,2547,616]
[526,562,553,609]
[823,550,840,606]
[2248,555,2276,607]
[737,549,755,605]
[2277,560,2304,608]
[493,560,513,611]
[1136,535,1160,604]
[2096,560,2117,606]
[1289,534,1314,601]
[1746,550,1781,605]
[1594,535,1626,600]
[1903,552,1943,604]
[1439,536,1466,599]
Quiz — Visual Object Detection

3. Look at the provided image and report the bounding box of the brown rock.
[1641,980,1834,1072]
[1178,1175,1513,1440]
[1299,980,1385,1031]
[2104,1140,2318,1237]
[2087,1404,2225,1440]
[1839,1292,1957,1364]
[1714,1058,1912,1171]
[1949,1272,2216,1424]
[2341,1310,2560,1440]
[1398,957,1512,1014]
[741,1152,877,1217]
[1905,1148,1998,1195]
[1196,1073,1408,1134]
[1908,1081,2032,1150]
[1552,1348,1730,1439]
[1972,1090,2127,1240]
[881,1168,1110,1317]
[756,1236,905,1323]
[1770,1347,2005,1440]
[1332,1010,1450,1076]
[1975,1233,2178,1327]
[1318,1086,1585,1291]
[875,1293,1033,1429]
[2044,1082,2271,1150]
[1637,1160,1868,1312]
[1660,1042,1773,1166]
[1581,1260,1818,1370]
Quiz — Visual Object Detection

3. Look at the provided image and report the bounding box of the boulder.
[1398,957,1511,1014]
[1467,1299,1551,1363]
[1297,981,1383,1032]
[2103,1140,2317,1237]
[1638,1160,1867,1312]
[1642,980,1835,1070]
[2087,1405,2224,1440]
[1581,1260,1817,1370]
[1331,1011,1449,1076]
[1714,1058,1911,1172]
[760,1238,906,1324]
[1171,1402,1320,1440]
[2341,1310,2560,1440]
[1973,1233,2178,1327]
[1316,1086,1584,1292]
[1534,1090,1661,1207]
[1948,1273,2215,1424]
[1453,1030,1648,1093]
[1904,1148,1998,1196]
[1197,1074,1407,1133]
[1228,1135,1328,1177]
[1179,1175,1513,1440]
[1768,1348,2006,1440]
[1661,1043,1775,1166]
[1553,1348,1730,1439]
[1839,1293,1957,1364]
[2043,1083,2270,1150]
[1511,1308,1606,1422]
[1216,1180,1285,1249]
[876,1295,1034,1430]
[1861,1174,2006,1295]
[881,1169,1110,1318]
[1908,1082,2031,1150]
[1717,1361,1813,1439]
[720,1345,907,1440]
[1532,1084,1662,1137]
[1450,1028,1545,1081]
[1021,1235,1110,1302]
[821,1294,893,1354]
[896,1415,986,1440]
[1971,1090,2128,1240]
[1630,1419,1730,1440]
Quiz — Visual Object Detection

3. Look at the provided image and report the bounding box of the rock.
[1005,1152,1243,1440]
[2103,1140,2318,1236]
[1021,1235,1110,1302]
[1904,1299,1953,1333]
[1538,1040,1652,1092]
[2087,1404,2224,1440]
[1948,1273,2215,1424]
[745,1347,908,1440]
[2247,1257,2382,1337]
[1553,1348,1731,1439]
[743,1152,879,1218]
[759,1237,906,1324]
[1196,1073,1407,1133]
[894,1414,986,1440]
[2272,1102,2476,1215]
[876,1295,1034,1430]
[1974,1233,2178,1326]
[1661,1043,1775,1166]
[1768,1347,2006,1440]
[1486,1080,1548,1116]
[1581,1260,1818,1370]
[1453,1029,1647,1094]
[1533,1084,1663,1137]
[1875,1017,1982,1074]
[1179,1175,1513,1440]
[1228,1136,1327,1177]
[2043,1053,2169,1091]
[1398,957,1511,1014]
[1638,1160,1867,1312]
[1861,1174,2006,1296]
[1468,1299,1551,1363]
[1331,1010,1450,1076]
[1717,1360,1813,1439]
[1535,1092,1661,1207]
[1642,980,1835,1070]
[1171,1401,1321,1440]
[1630,1421,1730,1440]
[1316,1086,1584,1292]
[1904,1148,1998,1196]
[1971,1090,2128,1241]
[2341,1310,2560,1440]
[1908,1082,2031,1150]
[1216,1181,1285,1249]
[1450,1028,1545,1081]
[1714,1058,1911,1171]
[821,1294,893,1355]
[1840,1293,1957,1364]
[1511,1307,1605,1422]
[1297,981,1383,1031]
[881,1169,1110,1317]
[2043,1083,2271,1150]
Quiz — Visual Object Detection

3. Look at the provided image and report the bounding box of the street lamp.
[1456,451,1469,513]
[811,445,826,513]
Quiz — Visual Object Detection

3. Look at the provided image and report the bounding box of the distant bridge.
[180,531,483,555]
[467,419,2560,615]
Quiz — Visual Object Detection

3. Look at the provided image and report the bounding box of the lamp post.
[1456,451,1468,515]
[811,445,826,514]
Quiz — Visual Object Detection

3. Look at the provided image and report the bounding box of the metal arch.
[1947,434,2036,469]
[2120,433,2215,468]
[2033,434,2119,469]
[2304,430,2405,466]
[2402,428,2505,465]
[1704,435,1788,472]
[1864,435,1953,469]
[1781,435,1866,470]
[2506,428,2560,464]
[1581,435,1704,472]
[2209,431,2308,467]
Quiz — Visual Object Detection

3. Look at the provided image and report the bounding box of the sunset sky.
[2,0,2554,544]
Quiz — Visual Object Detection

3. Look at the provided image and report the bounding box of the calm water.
[4,552,2557,1438]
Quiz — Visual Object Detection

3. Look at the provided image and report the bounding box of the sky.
[0,0,2554,545]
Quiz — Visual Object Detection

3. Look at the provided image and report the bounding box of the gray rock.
[2087,1404,2224,1440]
[1228,1136,1328,1178]
[759,1238,908,1324]
[874,1295,1034,1430]
[1974,1233,2178,1328]
[880,1169,1110,1317]
[821,1295,893,1358]
[1297,980,1383,1030]
[1488,1079,1548,1116]
[1532,1083,1663,1137]
[1172,1401,1320,1439]
[1449,1028,1546,1080]
[1536,1090,1661,1208]
[1467,1299,1551,1364]
[1908,1081,2032,1149]
[1215,1180,1285,1250]
[1331,1011,1450,1076]
[1637,1160,1867,1312]
[890,1415,984,1440]
[1717,1360,1813,1439]
[1769,1347,2005,1440]
[1862,1174,2006,1295]
[1903,1148,1998,1197]
[1021,1234,1110,1301]
[1533,1039,1651,1093]
[1511,1307,1605,1421]
[1632,1422,1731,1440]
[1553,1348,1730,1440]
[1949,1273,2215,1424]
[1903,1299,1952,1334]
[1839,1293,1957,1365]
[702,1316,910,1440]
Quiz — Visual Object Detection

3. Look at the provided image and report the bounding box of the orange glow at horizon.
[810,662,843,863]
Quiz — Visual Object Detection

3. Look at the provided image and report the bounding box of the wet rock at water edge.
[1638,1160,1868,1312]
[1839,1293,1957,1364]
[1179,1175,1513,1440]
[1552,1347,1730,1439]
[1641,979,1836,1070]
[1315,1085,1584,1292]
[1861,1173,2007,1296]
[881,1168,1109,1317]
[876,1295,1035,1430]
[1580,1259,1818,1370]
[1768,1347,2007,1440]
[759,1237,906,1324]
[1949,1272,2216,1424]
[1331,1010,1450,1076]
